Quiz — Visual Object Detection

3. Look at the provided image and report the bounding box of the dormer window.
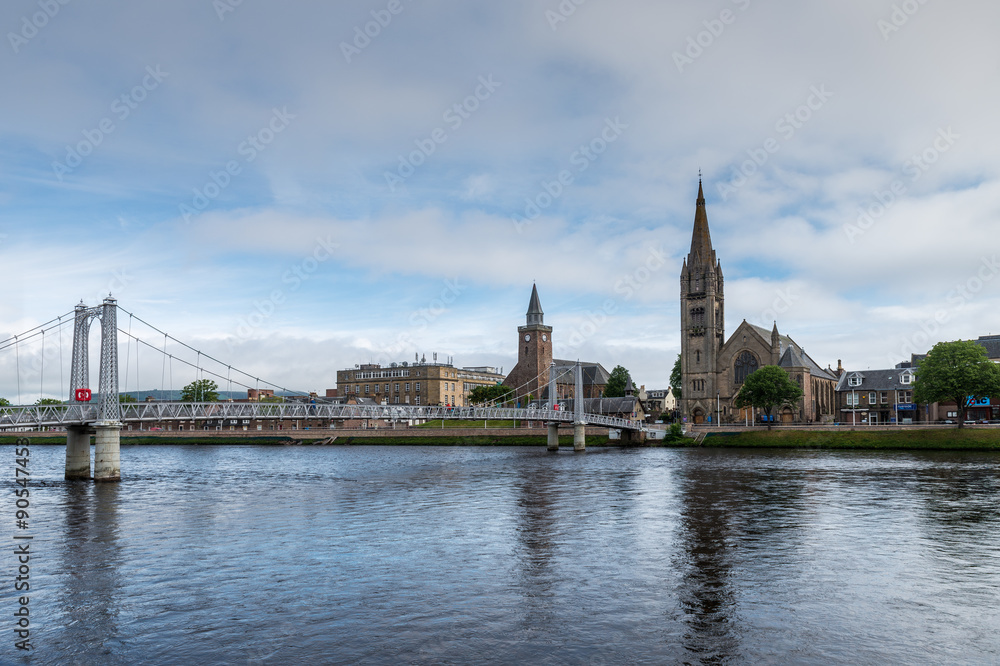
[848,374,862,387]
[900,372,913,385]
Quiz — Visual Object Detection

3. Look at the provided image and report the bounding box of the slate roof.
[747,324,838,381]
[532,396,638,415]
[835,368,915,392]
[976,335,1000,360]
[551,359,611,386]
[526,284,543,317]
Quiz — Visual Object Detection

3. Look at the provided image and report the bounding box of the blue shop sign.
[894,403,916,410]
[966,396,991,407]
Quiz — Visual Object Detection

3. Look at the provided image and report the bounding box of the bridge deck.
[0,403,646,432]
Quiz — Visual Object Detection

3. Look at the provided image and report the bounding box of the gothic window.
[734,351,759,385]
[696,350,701,364]
[690,307,705,327]
[694,275,701,291]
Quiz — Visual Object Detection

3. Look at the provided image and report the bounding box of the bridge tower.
[65,296,122,482]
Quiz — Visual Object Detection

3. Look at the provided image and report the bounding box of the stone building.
[679,179,838,424]
[336,359,503,407]
[504,285,609,403]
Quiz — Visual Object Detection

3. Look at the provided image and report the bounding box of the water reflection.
[675,455,741,662]
[58,479,123,662]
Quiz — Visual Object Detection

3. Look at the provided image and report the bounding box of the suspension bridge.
[0,297,648,481]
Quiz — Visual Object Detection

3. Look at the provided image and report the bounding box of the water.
[3,444,999,664]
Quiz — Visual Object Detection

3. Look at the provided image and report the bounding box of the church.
[503,284,610,403]
[680,180,839,424]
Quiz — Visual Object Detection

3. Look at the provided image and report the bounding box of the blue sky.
[2,0,999,401]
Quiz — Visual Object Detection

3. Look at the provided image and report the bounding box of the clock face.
[524,334,531,342]
[542,334,548,342]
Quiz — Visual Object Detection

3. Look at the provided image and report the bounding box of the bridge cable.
[135,332,141,404]
[0,310,75,352]
[113,323,310,399]
[14,335,20,406]
[161,333,168,396]
[58,316,64,402]
[123,313,133,399]
[39,329,44,403]
[116,306,310,398]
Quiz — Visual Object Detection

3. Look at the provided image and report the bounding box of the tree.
[119,394,138,403]
[467,384,514,406]
[733,366,803,430]
[0,397,9,407]
[670,354,682,401]
[35,398,63,405]
[913,340,1000,428]
[604,365,631,398]
[180,379,220,403]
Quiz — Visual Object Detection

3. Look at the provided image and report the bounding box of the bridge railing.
[0,402,646,432]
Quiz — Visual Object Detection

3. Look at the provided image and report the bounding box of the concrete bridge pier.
[620,429,647,446]
[573,422,586,452]
[94,425,122,482]
[65,426,92,480]
[547,423,560,451]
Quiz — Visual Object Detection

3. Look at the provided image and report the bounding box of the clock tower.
[503,284,554,401]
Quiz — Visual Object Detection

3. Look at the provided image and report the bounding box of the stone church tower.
[503,284,553,399]
[680,179,725,423]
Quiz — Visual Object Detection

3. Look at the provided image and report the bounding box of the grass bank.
[0,435,297,446]
[334,435,613,446]
[701,428,1000,450]
[417,419,523,429]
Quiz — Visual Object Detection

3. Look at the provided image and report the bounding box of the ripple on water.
[4,444,999,664]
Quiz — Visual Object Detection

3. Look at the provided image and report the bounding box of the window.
[354,385,360,394]
[846,393,857,406]
[690,307,705,327]
[880,392,888,404]
[848,375,862,387]
[415,397,420,405]
[868,392,876,404]
[384,384,389,393]
[416,382,421,392]
[734,351,759,385]
[405,383,410,392]
[365,384,370,394]
[394,383,399,393]
[947,411,958,418]
[900,373,912,385]
[696,350,701,363]
[452,383,456,391]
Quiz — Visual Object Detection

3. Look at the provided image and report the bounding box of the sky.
[2,0,999,402]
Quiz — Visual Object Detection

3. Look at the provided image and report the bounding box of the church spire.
[526,283,544,326]
[688,177,716,267]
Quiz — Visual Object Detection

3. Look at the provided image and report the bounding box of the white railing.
[0,402,645,432]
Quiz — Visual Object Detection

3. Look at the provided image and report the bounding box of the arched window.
[734,351,759,385]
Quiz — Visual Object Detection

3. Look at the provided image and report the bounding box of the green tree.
[0,397,9,406]
[467,384,514,406]
[670,354,682,401]
[180,379,220,403]
[35,398,63,405]
[733,366,803,430]
[913,340,1000,428]
[119,394,138,403]
[604,365,631,398]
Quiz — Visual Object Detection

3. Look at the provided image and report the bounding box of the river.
[3,444,999,664]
